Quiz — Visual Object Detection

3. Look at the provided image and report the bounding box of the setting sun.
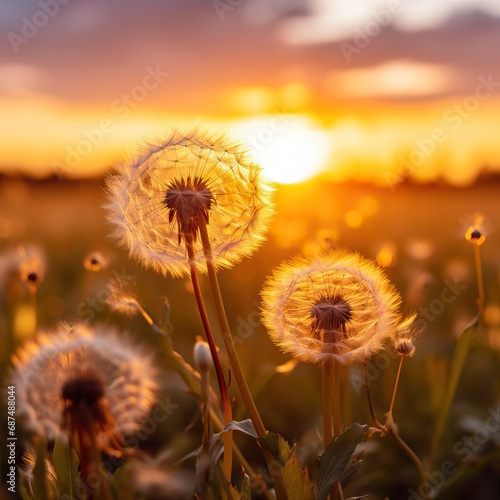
[234,116,330,184]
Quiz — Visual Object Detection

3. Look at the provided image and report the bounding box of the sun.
[234,116,330,184]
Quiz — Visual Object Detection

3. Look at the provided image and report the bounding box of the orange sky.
[1,1,500,186]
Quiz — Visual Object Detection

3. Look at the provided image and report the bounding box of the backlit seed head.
[104,128,274,277]
[10,323,158,445]
[261,250,405,364]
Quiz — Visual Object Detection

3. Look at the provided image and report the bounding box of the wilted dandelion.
[11,322,158,494]
[105,128,274,277]
[261,249,403,365]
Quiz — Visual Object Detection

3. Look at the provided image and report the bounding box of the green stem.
[198,224,288,500]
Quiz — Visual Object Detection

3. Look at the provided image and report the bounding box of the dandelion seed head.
[392,314,418,357]
[104,128,274,277]
[105,276,140,316]
[10,322,158,444]
[261,250,405,364]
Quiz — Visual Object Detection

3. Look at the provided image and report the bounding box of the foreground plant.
[10,322,158,499]
[104,128,286,494]
[261,250,414,499]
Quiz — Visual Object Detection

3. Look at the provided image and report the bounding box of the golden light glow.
[344,210,363,229]
[234,116,330,184]
[326,60,456,98]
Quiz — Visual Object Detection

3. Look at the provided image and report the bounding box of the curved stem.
[386,355,404,425]
[198,224,288,500]
[363,363,430,500]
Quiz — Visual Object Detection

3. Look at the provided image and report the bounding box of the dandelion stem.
[474,244,485,318]
[185,235,233,483]
[364,363,430,500]
[322,358,334,449]
[135,302,155,326]
[198,224,288,500]
[386,355,404,424]
[332,359,343,500]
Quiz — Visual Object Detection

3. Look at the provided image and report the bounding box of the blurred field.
[1,174,499,499]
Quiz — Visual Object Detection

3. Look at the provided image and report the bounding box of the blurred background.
[1,1,500,498]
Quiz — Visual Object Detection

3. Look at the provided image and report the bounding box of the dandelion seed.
[261,249,404,365]
[10,322,157,445]
[104,128,274,277]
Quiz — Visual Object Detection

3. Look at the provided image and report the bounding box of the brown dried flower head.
[392,314,418,357]
[261,250,405,364]
[105,128,274,277]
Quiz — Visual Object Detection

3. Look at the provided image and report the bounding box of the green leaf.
[51,437,79,498]
[316,423,368,500]
[32,440,53,500]
[256,431,295,467]
[207,464,240,500]
[282,449,315,500]
[429,316,478,465]
[258,433,314,499]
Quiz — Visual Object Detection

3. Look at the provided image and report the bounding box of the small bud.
[465,220,486,246]
[394,339,416,357]
[193,339,212,372]
[83,251,109,272]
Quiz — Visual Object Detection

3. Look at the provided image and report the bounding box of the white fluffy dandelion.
[261,250,404,365]
[11,322,158,444]
[104,128,274,277]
